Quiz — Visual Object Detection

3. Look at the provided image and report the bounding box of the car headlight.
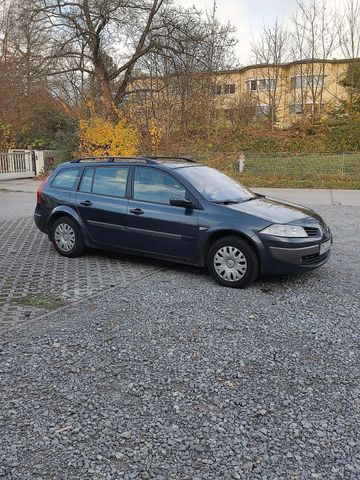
[260,224,308,238]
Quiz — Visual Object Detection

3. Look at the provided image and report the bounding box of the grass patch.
[16,293,67,310]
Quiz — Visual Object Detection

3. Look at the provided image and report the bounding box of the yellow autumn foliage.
[148,119,164,150]
[76,115,138,157]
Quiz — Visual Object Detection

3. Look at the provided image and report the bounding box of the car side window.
[79,167,95,193]
[133,167,186,205]
[92,167,129,198]
[51,168,81,190]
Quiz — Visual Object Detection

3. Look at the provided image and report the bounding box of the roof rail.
[145,156,197,163]
[70,156,158,164]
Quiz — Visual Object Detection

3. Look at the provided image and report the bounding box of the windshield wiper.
[214,195,259,205]
[240,196,258,203]
[213,199,241,205]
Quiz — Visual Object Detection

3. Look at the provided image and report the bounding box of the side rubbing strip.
[87,220,126,231]
[87,220,193,241]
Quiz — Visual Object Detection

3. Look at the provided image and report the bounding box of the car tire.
[51,216,84,258]
[207,236,259,288]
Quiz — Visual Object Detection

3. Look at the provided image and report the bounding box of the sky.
[177,0,338,66]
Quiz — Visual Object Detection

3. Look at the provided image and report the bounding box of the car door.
[75,165,131,248]
[127,166,199,260]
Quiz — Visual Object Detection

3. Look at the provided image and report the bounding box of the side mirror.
[170,196,193,208]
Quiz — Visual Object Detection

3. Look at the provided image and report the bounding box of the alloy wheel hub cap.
[54,223,76,252]
[214,246,247,282]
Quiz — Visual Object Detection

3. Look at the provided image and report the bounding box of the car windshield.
[177,165,256,203]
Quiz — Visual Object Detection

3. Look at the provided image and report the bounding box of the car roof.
[64,156,202,170]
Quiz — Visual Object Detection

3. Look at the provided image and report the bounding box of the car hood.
[226,196,323,224]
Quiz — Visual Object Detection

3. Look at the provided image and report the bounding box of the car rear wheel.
[207,236,259,288]
[51,217,84,257]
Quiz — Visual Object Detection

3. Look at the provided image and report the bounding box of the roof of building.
[217,57,360,76]
[131,57,360,82]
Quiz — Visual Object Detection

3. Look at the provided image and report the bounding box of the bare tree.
[128,0,237,150]
[290,0,337,118]
[338,0,360,59]
[0,0,13,60]
[5,0,53,93]
[335,0,360,114]
[251,19,289,127]
[27,0,200,121]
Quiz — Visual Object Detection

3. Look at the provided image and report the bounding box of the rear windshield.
[177,166,255,203]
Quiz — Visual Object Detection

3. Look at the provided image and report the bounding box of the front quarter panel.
[196,202,271,264]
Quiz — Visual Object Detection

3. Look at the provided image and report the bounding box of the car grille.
[304,226,321,237]
[302,250,330,265]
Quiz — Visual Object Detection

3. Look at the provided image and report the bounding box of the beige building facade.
[212,58,356,127]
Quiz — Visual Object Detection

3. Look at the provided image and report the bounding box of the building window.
[255,104,271,117]
[213,84,222,95]
[258,78,276,90]
[290,75,326,89]
[213,84,235,95]
[289,103,303,114]
[246,78,276,92]
[291,76,302,89]
[246,80,258,92]
[224,84,236,94]
[289,102,325,115]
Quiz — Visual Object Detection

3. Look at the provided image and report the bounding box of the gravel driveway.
[1,205,359,479]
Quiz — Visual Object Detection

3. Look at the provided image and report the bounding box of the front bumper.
[269,243,331,266]
[255,231,333,275]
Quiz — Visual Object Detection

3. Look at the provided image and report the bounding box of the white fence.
[0,151,34,180]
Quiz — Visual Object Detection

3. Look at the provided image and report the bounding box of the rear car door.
[127,166,199,260]
[75,165,131,248]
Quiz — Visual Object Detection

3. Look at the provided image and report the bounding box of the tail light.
[37,177,48,205]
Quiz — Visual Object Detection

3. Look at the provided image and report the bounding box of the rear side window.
[92,167,129,197]
[133,167,186,204]
[51,168,81,190]
[79,167,95,193]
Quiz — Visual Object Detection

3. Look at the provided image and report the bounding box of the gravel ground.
[1,205,359,480]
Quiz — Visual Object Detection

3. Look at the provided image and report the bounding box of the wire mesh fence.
[188,151,360,187]
[242,153,360,179]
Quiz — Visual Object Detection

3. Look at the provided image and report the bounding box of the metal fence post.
[238,152,246,173]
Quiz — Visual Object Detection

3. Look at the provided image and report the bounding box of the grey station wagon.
[34,156,332,288]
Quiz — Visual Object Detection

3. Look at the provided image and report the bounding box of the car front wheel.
[207,236,259,288]
[51,217,84,258]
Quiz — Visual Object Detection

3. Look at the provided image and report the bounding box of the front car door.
[75,165,131,248]
[127,166,199,261]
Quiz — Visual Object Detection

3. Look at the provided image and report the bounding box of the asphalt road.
[1,178,360,223]
[0,203,359,479]
[0,192,36,221]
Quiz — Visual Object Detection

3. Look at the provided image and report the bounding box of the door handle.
[129,208,144,215]
[80,200,93,206]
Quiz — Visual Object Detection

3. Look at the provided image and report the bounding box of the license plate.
[320,239,331,255]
